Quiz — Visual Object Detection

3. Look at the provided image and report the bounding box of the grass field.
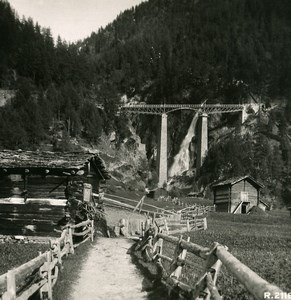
[162,210,291,299]
[105,189,213,212]
[0,242,49,276]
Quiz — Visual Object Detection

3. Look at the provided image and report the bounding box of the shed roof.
[0,150,110,179]
[212,175,264,189]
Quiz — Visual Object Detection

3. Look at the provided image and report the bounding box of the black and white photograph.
[0,0,290,299]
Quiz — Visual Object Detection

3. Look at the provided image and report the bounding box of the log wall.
[27,176,67,199]
[214,186,229,212]
[0,202,65,236]
[0,176,67,199]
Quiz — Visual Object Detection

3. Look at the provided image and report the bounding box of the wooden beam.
[156,233,209,259]
[216,245,283,299]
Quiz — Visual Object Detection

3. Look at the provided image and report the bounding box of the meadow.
[105,188,213,212]
[163,210,291,299]
[0,242,49,276]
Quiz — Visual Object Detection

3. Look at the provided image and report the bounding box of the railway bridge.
[98,103,247,187]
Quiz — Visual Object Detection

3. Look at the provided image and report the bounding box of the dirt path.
[69,237,148,300]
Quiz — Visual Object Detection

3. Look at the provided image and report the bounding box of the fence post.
[192,242,222,300]
[56,241,62,267]
[68,227,74,255]
[186,219,190,232]
[171,236,190,279]
[47,251,53,300]
[50,239,62,271]
[206,272,222,300]
[153,237,163,259]
[40,251,53,300]
[203,217,208,230]
[141,221,145,237]
[157,238,163,257]
[169,235,183,275]
[139,196,145,213]
[3,270,16,300]
[205,260,223,300]
[164,218,169,235]
[91,220,94,242]
[145,217,151,231]
[154,238,167,277]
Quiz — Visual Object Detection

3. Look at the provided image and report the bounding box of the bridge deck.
[96,103,245,115]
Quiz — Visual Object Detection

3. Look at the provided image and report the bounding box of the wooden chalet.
[212,176,264,214]
[0,150,110,236]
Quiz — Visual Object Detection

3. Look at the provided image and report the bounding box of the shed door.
[241,202,250,214]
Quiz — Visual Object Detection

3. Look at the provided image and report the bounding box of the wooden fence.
[178,204,215,219]
[102,193,215,221]
[155,215,207,235]
[0,219,94,300]
[99,193,176,217]
[134,217,283,300]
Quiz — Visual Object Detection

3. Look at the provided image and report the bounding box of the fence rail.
[102,194,215,222]
[0,219,94,300]
[134,217,284,300]
[100,193,175,217]
[155,215,207,235]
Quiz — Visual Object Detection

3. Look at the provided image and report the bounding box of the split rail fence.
[0,219,94,300]
[155,215,207,235]
[178,205,215,218]
[101,193,215,220]
[99,193,176,217]
[134,217,284,300]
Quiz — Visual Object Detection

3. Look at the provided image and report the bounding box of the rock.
[119,218,126,227]
[120,226,129,237]
[113,226,120,237]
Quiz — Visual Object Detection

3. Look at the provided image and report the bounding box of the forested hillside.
[85,0,291,102]
[0,0,124,150]
[0,0,290,205]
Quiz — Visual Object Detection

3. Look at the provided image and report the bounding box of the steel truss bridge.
[95,103,245,115]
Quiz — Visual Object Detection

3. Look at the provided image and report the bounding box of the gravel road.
[69,206,148,300]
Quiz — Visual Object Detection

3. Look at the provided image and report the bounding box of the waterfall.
[169,113,199,177]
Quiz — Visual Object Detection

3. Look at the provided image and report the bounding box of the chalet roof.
[212,175,264,189]
[0,150,110,179]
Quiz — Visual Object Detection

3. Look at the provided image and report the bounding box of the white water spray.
[169,113,199,177]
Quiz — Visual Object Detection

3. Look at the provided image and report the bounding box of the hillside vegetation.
[0,0,290,205]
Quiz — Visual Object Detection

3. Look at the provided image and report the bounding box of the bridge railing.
[118,103,245,115]
[0,219,94,300]
[95,103,246,115]
[134,218,284,300]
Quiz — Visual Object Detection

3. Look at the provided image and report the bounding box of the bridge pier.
[241,105,247,123]
[157,113,168,187]
[196,113,208,169]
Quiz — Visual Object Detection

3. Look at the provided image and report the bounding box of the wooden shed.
[0,150,110,236]
[212,176,264,214]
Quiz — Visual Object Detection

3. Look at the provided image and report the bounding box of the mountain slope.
[83,0,291,103]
